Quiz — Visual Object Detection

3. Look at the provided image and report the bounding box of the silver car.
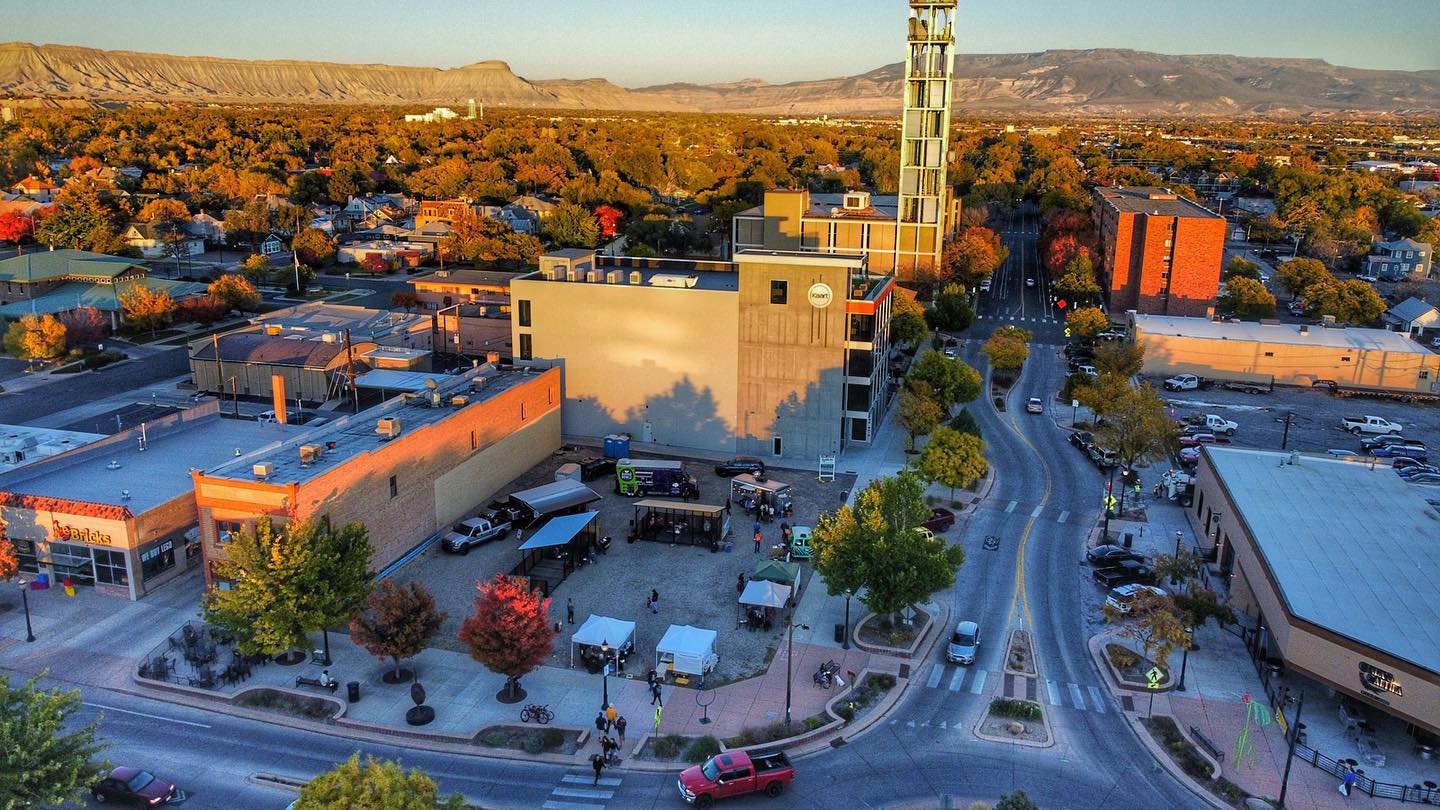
[946,620,980,665]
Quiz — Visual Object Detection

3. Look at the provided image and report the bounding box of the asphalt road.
[980,207,1064,344]
[0,347,190,424]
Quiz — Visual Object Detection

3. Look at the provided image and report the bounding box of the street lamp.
[785,622,810,727]
[841,591,852,651]
[17,576,35,642]
[1177,626,1193,691]
[599,639,610,710]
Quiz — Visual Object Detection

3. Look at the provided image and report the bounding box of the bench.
[295,675,338,692]
[1189,725,1225,762]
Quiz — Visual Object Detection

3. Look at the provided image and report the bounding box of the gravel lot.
[387,446,856,683]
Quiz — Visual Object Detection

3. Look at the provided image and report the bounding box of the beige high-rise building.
[732,1,960,279]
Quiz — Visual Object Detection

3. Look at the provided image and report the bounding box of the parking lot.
[385,446,856,684]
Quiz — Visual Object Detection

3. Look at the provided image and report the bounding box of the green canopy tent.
[752,559,800,586]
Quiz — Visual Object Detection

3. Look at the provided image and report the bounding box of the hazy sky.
[9,0,1436,86]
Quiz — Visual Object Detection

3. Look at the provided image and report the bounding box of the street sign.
[1146,666,1164,689]
[1063,327,1071,338]
[1057,299,1067,309]
[1104,496,1118,511]
[603,663,612,677]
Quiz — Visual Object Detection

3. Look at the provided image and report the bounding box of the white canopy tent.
[655,624,719,677]
[738,579,792,608]
[569,614,637,669]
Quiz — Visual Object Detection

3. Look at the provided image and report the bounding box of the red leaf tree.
[0,538,17,581]
[0,212,34,253]
[458,574,556,701]
[593,205,624,240]
[360,253,390,275]
[57,306,110,347]
[349,580,446,682]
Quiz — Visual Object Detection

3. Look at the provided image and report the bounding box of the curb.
[852,605,935,657]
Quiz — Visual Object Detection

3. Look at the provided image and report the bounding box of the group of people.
[591,704,627,780]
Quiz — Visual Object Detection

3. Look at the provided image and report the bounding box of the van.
[1104,584,1166,614]
[946,620,980,665]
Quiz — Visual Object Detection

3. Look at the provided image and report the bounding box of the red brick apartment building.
[1093,187,1226,316]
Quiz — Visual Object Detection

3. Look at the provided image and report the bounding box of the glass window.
[140,540,176,581]
[770,280,788,305]
[216,520,245,543]
[13,538,39,574]
[93,548,128,587]
[519,333,532,361]
[518,299,531,327]
[49,542,96,586]
[389,475,398,499]
[772,436,783,457]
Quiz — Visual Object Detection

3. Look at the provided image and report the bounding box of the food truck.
[614,458,700,498]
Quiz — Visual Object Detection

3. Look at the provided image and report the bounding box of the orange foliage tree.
[458,575,557,701]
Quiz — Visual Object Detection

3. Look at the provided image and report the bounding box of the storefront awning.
[517,512,598,551]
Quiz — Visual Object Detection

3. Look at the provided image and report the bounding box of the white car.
[943,347,957,359]
[1106,584,1167,614]
[1026,397,1044,414]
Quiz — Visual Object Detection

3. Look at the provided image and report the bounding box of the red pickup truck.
[677,749,794,808]
[921,507,956,532]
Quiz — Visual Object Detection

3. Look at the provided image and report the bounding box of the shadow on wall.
[567,375,735,454]
[740,366,848,462]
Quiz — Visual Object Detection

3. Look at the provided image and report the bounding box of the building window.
[772,436,783,457]
[1340,356,1352,363]
[389,475,398,499]
[519,333,532,361]
[1421,371,1431,380]
[470,430,478,450]
[1263,352,1274,357]
[93,548,128,587]
[850,418,869,442]
[140,540,176,582]
[770,280,788,305]
[216,520,245,543]
[518,299,531,327]
[12,538,38,574]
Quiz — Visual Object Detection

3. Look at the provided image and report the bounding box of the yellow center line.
[1001,391,1056,632]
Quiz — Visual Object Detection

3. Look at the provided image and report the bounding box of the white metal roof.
[1133,314,1422,353]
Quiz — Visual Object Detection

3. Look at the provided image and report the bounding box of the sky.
[7,0,1436,87]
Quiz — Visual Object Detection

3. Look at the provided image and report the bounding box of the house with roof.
[1382,297,1440,337]
[510,194,559,221]
[185,212,226,244]
[188,331,378,402]
[1364,237,1432,282]
[9,176,59,203]
[259,233,286,256]
[121,222,205,260]
[0,249,207,328]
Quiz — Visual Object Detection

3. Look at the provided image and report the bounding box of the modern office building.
[1093,187,1226,316]
[1188,447,1440,736]
[731,1,960,279]
[1130,313,1440,396]
[193,366,561,582]
[511,248,895,463]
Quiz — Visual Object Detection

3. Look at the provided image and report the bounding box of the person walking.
[566,597,575,625]
[1340,763,1357,796]
[605,703,618,731]
[753,530,762,553]
[736,572,746,595]
[594,711,606,735]
[650,680,663,705]
[650,589,660,614]
[724,496,731,515]
[653,702,663,734]
[616,715,627,742]
[591,752,604,785]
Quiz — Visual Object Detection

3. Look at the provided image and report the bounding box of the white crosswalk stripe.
[926,662,944,689]
[948,667,966,691]
[547,770,622,809]
[1068,682,1086,710]
[1046,680,1062,706]
[1088,685,1108,713]
[969,669,988,695]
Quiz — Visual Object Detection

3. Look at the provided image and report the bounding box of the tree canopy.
[907,349,982,411]
[458,574,556,694]
[3,314,67,359]
[1065,306,1109,339]
[0,674,106,810]
[981,326,1031,372]
[296,754,467,810]
[913,426,988,499]
[1217,276,1277,320]
[350,580,446,680]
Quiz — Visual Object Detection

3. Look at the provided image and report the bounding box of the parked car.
[1086,544,1144,566]
[1070,430,1094,451]
[1163,374,1202,391]
[1105,584,1167,614]
[578,456,615,482]
[1096,329,1128,341]
[678,750,794,807]
[1179,433,1232,448]
[946,620,981,665]
[92,767,185,806]
[441,515,510,553]
[1372,443,1427,461]
[1076,364,1098,378]
[714,457,765,478]
[1025,397,1044,414]
[1064,344,1094,360]
[1341,415,1403,436]
[1088,445,1119,469]
[1187,414,1239,435]
[1178,446,1201,464]
[1025,277,1037,287]
[1397,464,1440,479]
[943,346,958,359]
[1360,434,1416,452]
[1403,472,1440,485]
[921,507,956,532]
[1393,456,1433,471]
[979,277,993,293]
[1093,560,1154,588]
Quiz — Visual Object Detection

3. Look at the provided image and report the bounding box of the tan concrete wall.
[761,190,806,251]
[433,407,561,527]
[512,277,740,454]
[1136,328,1440,392]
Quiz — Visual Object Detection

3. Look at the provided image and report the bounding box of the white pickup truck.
[1340,415,1403,436]
[1189,414,1239,435]
[1163,374,1204,391]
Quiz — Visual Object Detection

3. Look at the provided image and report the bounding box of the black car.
[714,456,765,477]
[1093,560,1154,588]
[1360,434,1422,452]
[92,766,185,805]
[1070,431,1094,451]
[578,456,615,482]
[1086,544,1144,567]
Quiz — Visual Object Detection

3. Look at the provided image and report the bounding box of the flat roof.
[734,193,900,221]
[0,414,279,512]
[518,267,739,292]
[205,367,535,487]
[0,425,107,474]
[1133,314,1425,354]
[1095,186,1223,219]
[735,249,867,270]
[252,303,427,340]
[409,268,519,287]
[1206,446,1440,674]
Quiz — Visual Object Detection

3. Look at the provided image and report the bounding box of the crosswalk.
[982,501,1084,524]
[977,313,1059,324]
[920,663,1110,714]
[543,773,624,810]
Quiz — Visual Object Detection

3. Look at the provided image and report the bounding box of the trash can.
[347,681,361,703]
[834,624,845,644]
[1122,533,1133,549]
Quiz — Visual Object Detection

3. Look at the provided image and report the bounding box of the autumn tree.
[812,472,964,621]
[541,201,600,248]
[1274,257,1331,302]
[208,274,261,314]
[33,178,127,253]
[1217,276,1277,320]
[2,314,67,360]
[1103,590,1190,675]
[593,205,624,240]
[1066,306,1109,339]
[296,754,466,810]
[240,253,272,283]
[390,290,420,312]
[55,307,108,347]
[907,349,982,412]
[119,286,177,334]
[444,216,544,267]
[292,227,335,265]
[898,379,944,451]
[913,426,988,501]
[890,290,928,345]
[137,197,189,225]
[360,253,391,275]
[458,574,557,701]
[942,226,1008,287]
[1306,278,1387,325]
[1096,384,1176,513]
[223,198,274,252]
[1053,254,1102,305]
[350,580,446,682]
[0,536,17,580]
[0,211,34,253]
[981,325,1031,372]
[176,295,230,325]
[0,674,106,810]
[1093,341,1145,379]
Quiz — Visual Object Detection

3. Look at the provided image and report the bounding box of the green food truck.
[614,458,700,498]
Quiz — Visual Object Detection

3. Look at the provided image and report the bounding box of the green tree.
[296,754,467,810]
[0,673,106,810]
[291,227,335,265]
[1065,306,1109,339]
[1217,276,1277,320]
[913,426,988,500]
[207,274,261,313]
[444,216,544,267]
[1053,254,1101,305]
[1306,278,1387,325]
[309,517,376,664]
[1075,373,1129,425]
[981,326,1030,372]
[994,790,1040,810]
[240,253,272,283]
[1093,341,1145,379]
[1274,257,1331,301]
[931,284,975,332]
[1103,590,1190,674]
[890,310,927,347]
[2,314,67,360]
[948,408,981,438]
[223,198,274,252]
[541,201,600,248]
[907,349,982,412]
[33,178,126,253]
[898,379,944,451]
[812,472,964,620]
[1222,257,1262,281]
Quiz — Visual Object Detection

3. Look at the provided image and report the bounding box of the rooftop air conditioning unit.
[321,332,337,343]
[376,417,402,439]
[587,271,602,283]
[451,395,470,407]
[567,268,583,282]
[607,271,622,284]
[265,325,282,336]
[299,444,324,464]
[649,274,699,289]
[253,462,273,479]
[629,271,642,285]
[436,270,450,278]
[543,267,561,281]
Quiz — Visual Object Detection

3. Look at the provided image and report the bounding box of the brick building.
[1093,187,1226,316]
[193,366,561,582]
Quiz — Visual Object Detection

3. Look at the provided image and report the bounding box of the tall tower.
[896,1,956,278]
[467,98,477,120]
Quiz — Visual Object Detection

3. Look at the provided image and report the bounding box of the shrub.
[542,727,565,749]
[990,699,1041,721]
[948,408,981,438]
[835,703,856,722]
[684,736,721,763]
[1108,645,1140,669]
[873,673,896,690]
[523,732,545,755]
[802,715,825,731]
[653,733,685,759]
[479,731,509,747]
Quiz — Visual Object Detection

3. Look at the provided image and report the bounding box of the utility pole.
[343,328,359,413]
[1277,691,1305,809]
[1280,411,1293,450]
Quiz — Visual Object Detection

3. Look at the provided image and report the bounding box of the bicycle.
[520,703,554,724]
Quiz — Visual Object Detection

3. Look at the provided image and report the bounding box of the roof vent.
[566,268,583,282]
[629,271,642,285]
[253,462,273,479]
[451,395,470,407]
[587,270,601,283]
[1299,324,1309,334]
[1288,451,1300,466]
[107,460,121,470]
[377,416,402,439]
[299,444,324,465]
[649,274,699,289]
[435,269,450,278]
[120,490,131,500]
[320,332,337,343]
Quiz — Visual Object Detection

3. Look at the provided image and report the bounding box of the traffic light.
[1057,299,1067,310]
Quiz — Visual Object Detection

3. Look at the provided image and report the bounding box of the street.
[978,207,1065,344]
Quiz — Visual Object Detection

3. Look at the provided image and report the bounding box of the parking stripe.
[1068,682,1086,710]
[969,670,988,695]
[544,802,607,810]
[1005,500,1017,513]
[1088,686,1107,713]
[948,667,966,691]
[926,663,944,689]
[1046,680,1061,706]
[1057,510,1069,523]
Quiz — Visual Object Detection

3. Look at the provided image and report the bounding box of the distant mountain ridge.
[2,42,1437,117]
